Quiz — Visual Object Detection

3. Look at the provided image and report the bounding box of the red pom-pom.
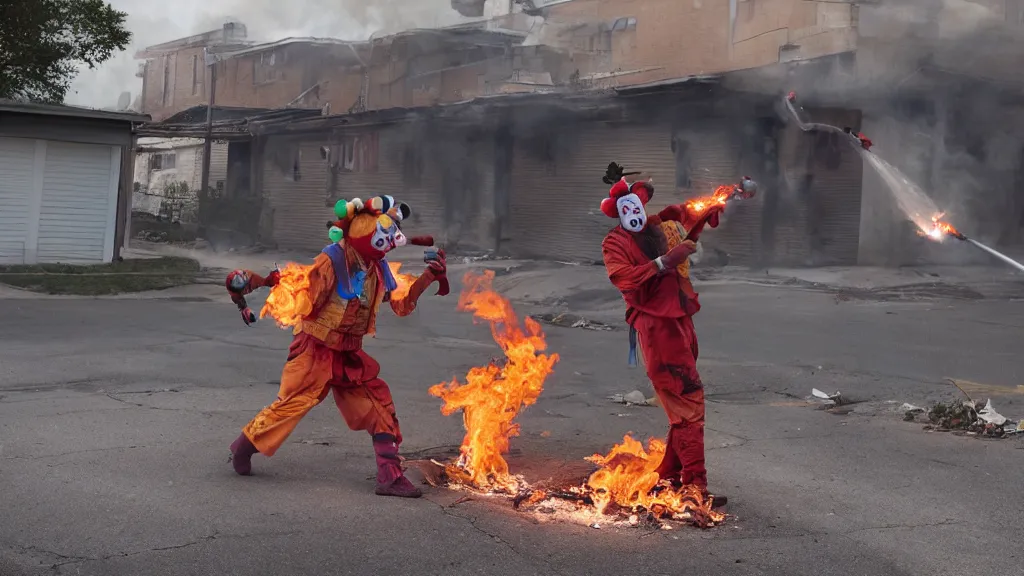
[609,178,630,198]
[600,197,618,218]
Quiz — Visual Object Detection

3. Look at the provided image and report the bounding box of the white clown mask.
[616,193,647,232]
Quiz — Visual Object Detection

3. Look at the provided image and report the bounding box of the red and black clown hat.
[599,162,654,218]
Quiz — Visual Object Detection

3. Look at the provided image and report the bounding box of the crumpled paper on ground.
[608,390,658,406]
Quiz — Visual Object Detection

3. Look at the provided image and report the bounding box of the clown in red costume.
[225,195,448,498]
[599,162,743,508]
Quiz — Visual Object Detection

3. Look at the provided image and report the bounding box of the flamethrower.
[782,91,873,151]
[923,217,1024,273]
[683,176,758,242]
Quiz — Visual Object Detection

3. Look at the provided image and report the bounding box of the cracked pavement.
[2,262,1023,575]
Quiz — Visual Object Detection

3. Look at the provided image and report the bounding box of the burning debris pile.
[513,435,727,529]
[428,270,560,493]
[422,272,727,529]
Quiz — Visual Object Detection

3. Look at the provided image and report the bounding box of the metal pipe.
[966,238,1024,274]
[200,49,218,194]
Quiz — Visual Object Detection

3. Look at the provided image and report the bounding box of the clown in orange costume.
[599,162,742,509]
[226,195,447,498]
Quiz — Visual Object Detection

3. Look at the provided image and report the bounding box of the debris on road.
[532,313,615,331]
[811,388,845,406]
[978,400,1009,426]
[917,398,1021,438]
[901,403,926,421]
[607,390,657,407]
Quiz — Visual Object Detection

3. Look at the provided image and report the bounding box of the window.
[150,152,177,171]
[253,51,281,85]
[191,54,202,95]
[336,134,379,174]
[610,17,637,31]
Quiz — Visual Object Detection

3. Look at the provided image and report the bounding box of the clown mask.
[616,193,647,232]
[347,213,407,261]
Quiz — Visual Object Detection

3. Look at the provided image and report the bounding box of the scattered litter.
[532,313,614,331]
[811,388,844,406]
[590,523,601,529]
[921,398,1020,438]
[607,390,657,406]
[978,400,1008,426]
[900,403,925,413]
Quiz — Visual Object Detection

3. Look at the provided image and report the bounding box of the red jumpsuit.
[601,205,720,490]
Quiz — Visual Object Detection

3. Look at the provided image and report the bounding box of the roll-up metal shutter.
[508,121,753,263]
[508,122,673,263]
[38,142,119,264]
[807,108,863,265]
[0,137,36,264]
[263,135,331,252]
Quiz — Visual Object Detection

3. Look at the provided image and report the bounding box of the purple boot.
[372,434,422,498]
[229,433,259,476]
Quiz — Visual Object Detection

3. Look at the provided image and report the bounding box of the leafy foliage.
[0,0,131,103]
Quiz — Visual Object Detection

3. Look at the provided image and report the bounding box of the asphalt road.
[1,265,1023,576]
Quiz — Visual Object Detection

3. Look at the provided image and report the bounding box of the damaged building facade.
[134,0,1024,267]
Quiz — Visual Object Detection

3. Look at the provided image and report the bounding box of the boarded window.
[191,55,202,95]
[161,56,172,106]
[253,51,280,85]
[337,134,380,173]
[150,152,177,170]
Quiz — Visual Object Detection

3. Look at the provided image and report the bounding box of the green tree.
[0,0,131,103]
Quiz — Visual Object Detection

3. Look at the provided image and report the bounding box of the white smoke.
[66,0,482,109]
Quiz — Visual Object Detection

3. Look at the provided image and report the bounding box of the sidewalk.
[41,240,1022,305]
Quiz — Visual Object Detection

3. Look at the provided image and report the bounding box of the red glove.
[424,249,449,296]
[426,249,446,275]
[240,307,257,326]
[265,269,281,287]
[659,240,697,270]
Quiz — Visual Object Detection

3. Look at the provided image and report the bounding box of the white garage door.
[37,142,118,264]
[0,138,36,264]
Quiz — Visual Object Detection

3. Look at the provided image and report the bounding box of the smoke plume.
[67,0,476,109]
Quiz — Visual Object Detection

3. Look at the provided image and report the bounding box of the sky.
[66,0,477,108]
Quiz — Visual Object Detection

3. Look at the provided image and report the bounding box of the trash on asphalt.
[607,390,656,406]
[811,388,844,406]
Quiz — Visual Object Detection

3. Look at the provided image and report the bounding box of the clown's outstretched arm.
[389,249,448,317]
[658,204,724,239]
[226,268,281,326]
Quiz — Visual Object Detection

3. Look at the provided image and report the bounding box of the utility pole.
[200,47,218,194]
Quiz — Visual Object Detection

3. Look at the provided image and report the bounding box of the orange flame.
[387,261,416,301]
[683,185,733,216]
[429,270,560,493]
[918,214,964,242]
[584,435,726,527]
[260,263,314,327]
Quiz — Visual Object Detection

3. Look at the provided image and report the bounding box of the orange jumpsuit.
[242,247,431,455]
[601,205,720,489]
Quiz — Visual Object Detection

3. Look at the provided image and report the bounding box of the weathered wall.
[540,0,857,86]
